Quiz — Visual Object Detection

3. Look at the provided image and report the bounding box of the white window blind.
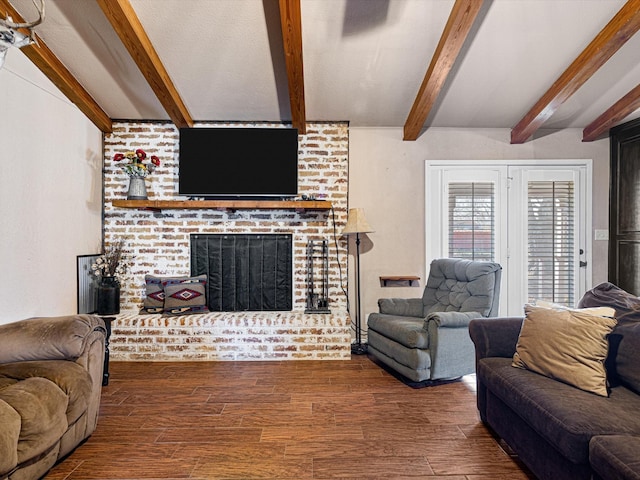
[448,182,495,261]
[527,180,574,305]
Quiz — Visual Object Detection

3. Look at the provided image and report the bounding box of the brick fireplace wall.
[103,122,351,360]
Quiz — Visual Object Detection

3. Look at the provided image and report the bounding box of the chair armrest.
[0,314,106,364]
[468,317,523,360]
[425,311,482,328]
[378,298,424,317]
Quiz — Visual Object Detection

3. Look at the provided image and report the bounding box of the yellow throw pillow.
[512,304,617,397]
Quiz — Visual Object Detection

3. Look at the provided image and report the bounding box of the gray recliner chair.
[367,258,502,383]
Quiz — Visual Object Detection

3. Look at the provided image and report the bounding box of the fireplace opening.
[190,234,292,312]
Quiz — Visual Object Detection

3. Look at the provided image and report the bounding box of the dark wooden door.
[610,118,640,295]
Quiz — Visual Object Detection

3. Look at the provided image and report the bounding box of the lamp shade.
[342,208,374,235]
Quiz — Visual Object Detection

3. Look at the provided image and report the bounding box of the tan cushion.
[0,399,20,475]
[0,315,103,364]
[0,360,93,426]
[0,377,68,462]
[512,304,617,397]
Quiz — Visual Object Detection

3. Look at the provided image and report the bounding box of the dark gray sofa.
[469,307,640,480]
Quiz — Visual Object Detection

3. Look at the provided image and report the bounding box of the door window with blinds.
[426,161,591,316]
[527,179,575,305]
[448,182,495,261]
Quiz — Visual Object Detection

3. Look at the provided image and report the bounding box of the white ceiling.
[7,0,640,132]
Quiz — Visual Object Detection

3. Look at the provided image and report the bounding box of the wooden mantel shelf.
[111,199,333,211]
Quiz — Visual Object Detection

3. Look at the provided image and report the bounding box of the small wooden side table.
[100,316,115,386]
[379,276,420,287]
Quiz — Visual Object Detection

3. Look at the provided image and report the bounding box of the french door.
[426,161,591,316]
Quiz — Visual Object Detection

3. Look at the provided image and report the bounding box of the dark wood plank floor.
[47,356,534,479]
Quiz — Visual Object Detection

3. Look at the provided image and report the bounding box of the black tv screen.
[178,127,298,197]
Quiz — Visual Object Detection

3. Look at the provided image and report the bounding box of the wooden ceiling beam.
[278,0,306,134]
[0,0,112,133]
[96,0,193,129]
[403,0,484,141]
[583,83,640,141]
[511,0,640,144]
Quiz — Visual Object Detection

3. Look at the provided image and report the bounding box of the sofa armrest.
[0,314,106,364]
[426,311,481,328]
[378,298,424,317]
[590,435,640,480]
[468,317,523,359]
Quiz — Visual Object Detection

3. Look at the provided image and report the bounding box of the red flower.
[113,153,125,162]
[151,155,160,167]
[135,149,146,160]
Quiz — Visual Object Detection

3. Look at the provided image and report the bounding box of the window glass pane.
[448,182,495,261]
[527,181,574,305]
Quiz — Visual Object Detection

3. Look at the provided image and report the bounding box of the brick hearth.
[108,311,351,361]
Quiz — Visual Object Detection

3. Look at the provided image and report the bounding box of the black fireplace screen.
[190,234,292,312]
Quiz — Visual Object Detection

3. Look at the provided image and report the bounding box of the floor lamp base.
[351,342,368,355]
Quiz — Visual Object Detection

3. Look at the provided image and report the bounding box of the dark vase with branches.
[92,238,128,315]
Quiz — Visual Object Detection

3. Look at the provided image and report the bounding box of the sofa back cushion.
[422,258,501,317]
[578,282,640,323]
[578,283,640,394]
[607,322,640,394]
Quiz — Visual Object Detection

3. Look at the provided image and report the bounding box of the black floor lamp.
[342,208,373,355]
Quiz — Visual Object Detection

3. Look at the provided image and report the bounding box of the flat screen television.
[178,127,298,197]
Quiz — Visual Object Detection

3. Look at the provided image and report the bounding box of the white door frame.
[425,159,593,316]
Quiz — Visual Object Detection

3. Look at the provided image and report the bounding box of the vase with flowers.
[92,238,129,315]
[113,149,161,200]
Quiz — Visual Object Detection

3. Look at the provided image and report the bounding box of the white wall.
[348,127,610,332]
[0,52,103,324]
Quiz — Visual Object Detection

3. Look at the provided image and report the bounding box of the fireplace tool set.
[305,239,331,314]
